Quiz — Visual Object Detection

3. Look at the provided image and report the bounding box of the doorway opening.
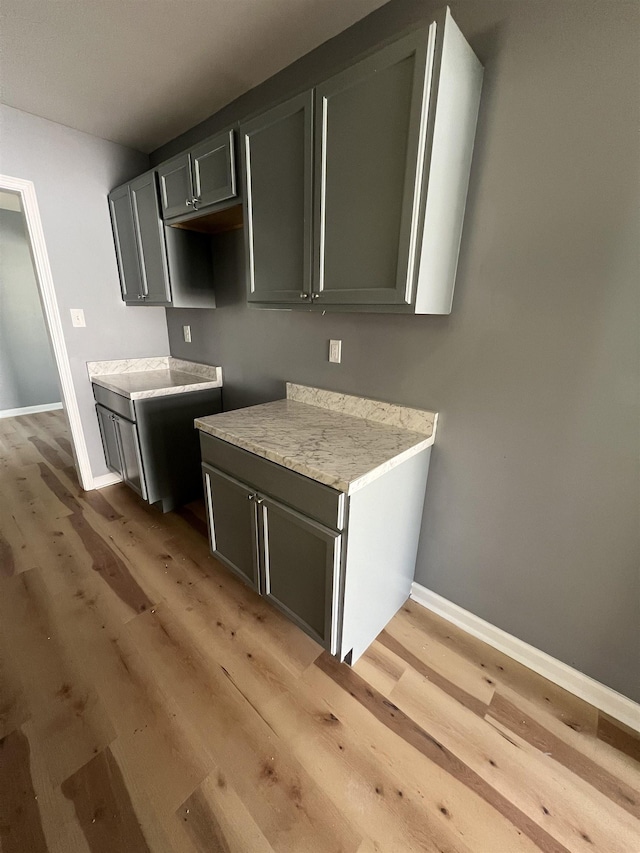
[0,175,92,489]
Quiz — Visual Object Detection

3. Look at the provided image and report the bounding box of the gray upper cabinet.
[109,173,170,305]
[109,183,143,302]
[241,92,313,303]
[155,155,192,220]
[108,172,216,308]
[313,29,431,307]
[157,129,237,220]
[243,9,483,314]
[191,132,236,210]
[129,172,172,304]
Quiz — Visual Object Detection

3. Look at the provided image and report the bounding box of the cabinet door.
[108,184,143,302]
[129,172,172,305]
[96,404,123,476]
[157,154,194,219]
[313,28,434,306]
[191,130,237,211]
[242,92,313,304]
[259,497,341,652]
[203,465,260,591]
[113,416,147,500]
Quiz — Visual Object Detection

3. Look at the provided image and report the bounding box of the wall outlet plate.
[183,325,192,343]
[329,339,342,364]
[70,308,85,327]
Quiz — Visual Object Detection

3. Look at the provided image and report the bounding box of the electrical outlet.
[329,339,342,364]
[70,309,85,327]
[183,325,192,343]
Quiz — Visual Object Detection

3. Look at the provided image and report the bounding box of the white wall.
[0,208,61,411]
[0,105,169,478]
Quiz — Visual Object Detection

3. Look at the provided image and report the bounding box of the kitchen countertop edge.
[195,389,437,494]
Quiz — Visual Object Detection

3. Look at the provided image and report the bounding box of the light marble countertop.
[196,384,437,494]
[88,357,222,400]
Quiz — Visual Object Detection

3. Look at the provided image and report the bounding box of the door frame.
[0,174,94,490]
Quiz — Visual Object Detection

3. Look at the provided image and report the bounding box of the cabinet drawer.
[199,432,346,531]
[92,383,135,421]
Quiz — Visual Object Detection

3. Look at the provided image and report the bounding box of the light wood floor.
[0,410,638,853]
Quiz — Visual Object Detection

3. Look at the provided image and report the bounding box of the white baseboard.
[0,401,63,419]
[92,473,123,489]
[410,583,640,732]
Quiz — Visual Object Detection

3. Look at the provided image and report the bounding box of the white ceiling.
[0,0,389,154]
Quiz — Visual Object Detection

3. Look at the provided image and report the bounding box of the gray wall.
[0,105,170,478]
[154,0,640,701]
[0,208,60,411]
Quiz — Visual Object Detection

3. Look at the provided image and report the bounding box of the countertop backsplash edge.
[286,382,437,438]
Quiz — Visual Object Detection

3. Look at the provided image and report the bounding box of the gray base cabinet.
[96,404,147,499]
[260,496,341,649]
[200,432,431,662]
[240,8,482,314]
[204,466,260,590]
[95,385,222,512]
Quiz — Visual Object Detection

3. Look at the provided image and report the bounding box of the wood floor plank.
[0,528,15,576]
[384,607,496,707]
[22,717,94,853]
[22,511,139,629]
[1,469,150,626]
[263,661,540,853]
[26,541,213,818]
[50,461,123,521]
[399,601,601,736]
[33,461,156,615]
[125,605,362,853]
[352,636,408,696]
[0,570,117,786]
[191,555,323,678]
[176,768,276,853]
[28,433,73,471]
[598,713,640,763]
[317,652,572,853]
[389,666,640,853]
[155,566,324,714]
[0,484,41,576]
[487,691,640,819]
[0,727,49,853]
[61,747,155,853]
[98,489,322,678]
[377,628,489,715]
[487,683,640,795]
[0,412,637,853]
[0,639,30,738]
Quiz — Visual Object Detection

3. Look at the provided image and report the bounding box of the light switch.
[70,309,85,327]
[183,325,192,343]
[329,339,342,364]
